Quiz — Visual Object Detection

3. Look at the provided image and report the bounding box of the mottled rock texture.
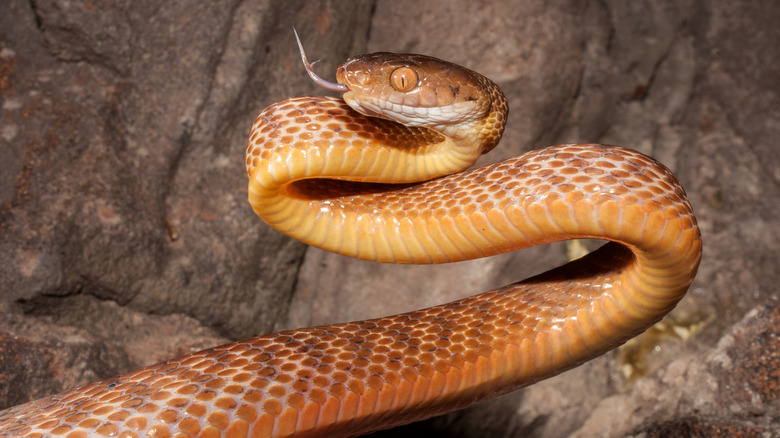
[1,0,777,436]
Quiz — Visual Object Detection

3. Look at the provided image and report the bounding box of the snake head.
[294,29,508,154]
[334,53,492,129]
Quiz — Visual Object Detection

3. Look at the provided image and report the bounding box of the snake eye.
[390,67,418,92]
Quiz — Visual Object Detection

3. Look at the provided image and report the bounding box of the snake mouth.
[344,93,486,129]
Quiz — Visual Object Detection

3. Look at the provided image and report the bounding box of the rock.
[0,0,373,406]
[0,0,778,436]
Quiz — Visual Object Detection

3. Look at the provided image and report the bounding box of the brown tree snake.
[0,33,701,438]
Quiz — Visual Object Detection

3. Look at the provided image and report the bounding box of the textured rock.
[0,0,373,407]
[0,0,778,437]
[571,299,780,437]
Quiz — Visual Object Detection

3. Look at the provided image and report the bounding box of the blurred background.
[1,1,777,436]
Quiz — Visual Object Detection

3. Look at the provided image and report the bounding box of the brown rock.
[1,0,778,437]
[0,0,372,407]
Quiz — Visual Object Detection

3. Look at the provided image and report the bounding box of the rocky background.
[1,1,778,436]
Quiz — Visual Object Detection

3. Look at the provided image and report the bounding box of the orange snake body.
[0,46,701,437]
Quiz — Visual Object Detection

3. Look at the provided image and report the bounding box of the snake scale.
[0,35,701,438]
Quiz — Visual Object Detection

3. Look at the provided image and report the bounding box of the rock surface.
[1,0,778,437]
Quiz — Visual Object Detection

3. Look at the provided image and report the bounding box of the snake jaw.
[345,93,484,136]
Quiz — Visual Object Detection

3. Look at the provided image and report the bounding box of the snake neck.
[470,72,508,155]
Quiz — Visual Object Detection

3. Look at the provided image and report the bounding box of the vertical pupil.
[393,68,416,91]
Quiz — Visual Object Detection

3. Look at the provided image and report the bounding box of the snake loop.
[0,40,701,438]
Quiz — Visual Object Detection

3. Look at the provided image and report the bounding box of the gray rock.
[0,0,777,436]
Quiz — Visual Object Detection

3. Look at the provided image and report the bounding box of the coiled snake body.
[0,39,701,438]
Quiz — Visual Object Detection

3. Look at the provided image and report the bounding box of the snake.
[0,33,701,438]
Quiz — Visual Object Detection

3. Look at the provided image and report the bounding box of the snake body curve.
[0,44,701,438]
